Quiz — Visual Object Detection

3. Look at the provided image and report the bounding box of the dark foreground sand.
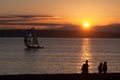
[0,73,120,80]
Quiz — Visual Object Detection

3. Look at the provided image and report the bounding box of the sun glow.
[83,22,90,28]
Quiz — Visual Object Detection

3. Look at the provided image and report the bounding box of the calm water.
[0,38,120,75]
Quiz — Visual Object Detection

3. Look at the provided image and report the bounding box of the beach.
[0,73,120,80]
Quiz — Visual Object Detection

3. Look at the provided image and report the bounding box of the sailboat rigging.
[24,28,44,49]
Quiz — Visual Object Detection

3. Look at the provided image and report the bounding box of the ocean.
[0,38,120,75]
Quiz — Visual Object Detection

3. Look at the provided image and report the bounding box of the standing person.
[98,63,103,74]
[81,63,86,74]
[103,62,107,74]
[84,60,89,74]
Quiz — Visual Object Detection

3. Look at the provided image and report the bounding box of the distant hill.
[0,29,120,38]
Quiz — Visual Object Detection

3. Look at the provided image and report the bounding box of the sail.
[24,28,39,47]
[32,28,39,45]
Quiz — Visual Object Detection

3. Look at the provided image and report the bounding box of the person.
[85,60,89,74]
[103,62,107,74]
[98,63,103,74]
[81,60,89,74]
[81,63,86,74]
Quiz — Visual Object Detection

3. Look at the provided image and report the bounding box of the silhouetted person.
[98,63,103,74]
[85,60,89,74]
[103,62,107,74]
[81,60,89,74]
[81,63,86,74]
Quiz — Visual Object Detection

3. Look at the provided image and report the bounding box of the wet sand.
[0,73,120,80]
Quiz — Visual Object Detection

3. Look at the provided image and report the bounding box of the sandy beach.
[0,73,120,80]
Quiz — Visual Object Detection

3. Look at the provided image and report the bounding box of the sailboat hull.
[26,45,44,49]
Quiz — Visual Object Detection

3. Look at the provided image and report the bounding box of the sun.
[83,22,90,28]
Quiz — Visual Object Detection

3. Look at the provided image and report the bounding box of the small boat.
[24,28,44,49]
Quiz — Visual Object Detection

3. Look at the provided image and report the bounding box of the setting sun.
[83,22,90,28]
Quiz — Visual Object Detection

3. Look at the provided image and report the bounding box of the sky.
[0,0,120,29]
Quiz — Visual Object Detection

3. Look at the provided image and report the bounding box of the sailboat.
[24,28,44,49]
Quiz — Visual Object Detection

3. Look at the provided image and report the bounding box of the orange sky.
[0,0,120,28]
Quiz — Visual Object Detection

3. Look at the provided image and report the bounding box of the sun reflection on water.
[81,38,91,60]
[77,38,93,73]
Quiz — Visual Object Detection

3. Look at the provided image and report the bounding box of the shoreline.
[1,29,120,38]
[0,73,120,80]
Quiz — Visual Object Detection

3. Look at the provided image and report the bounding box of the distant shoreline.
[0,73,120,80]
[0,29,120,38]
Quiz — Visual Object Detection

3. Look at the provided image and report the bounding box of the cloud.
[56,24,81,30]
[0,15,85,30]
[0,15,61,23]
[91,23,120,33]
[0,15,64,29]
